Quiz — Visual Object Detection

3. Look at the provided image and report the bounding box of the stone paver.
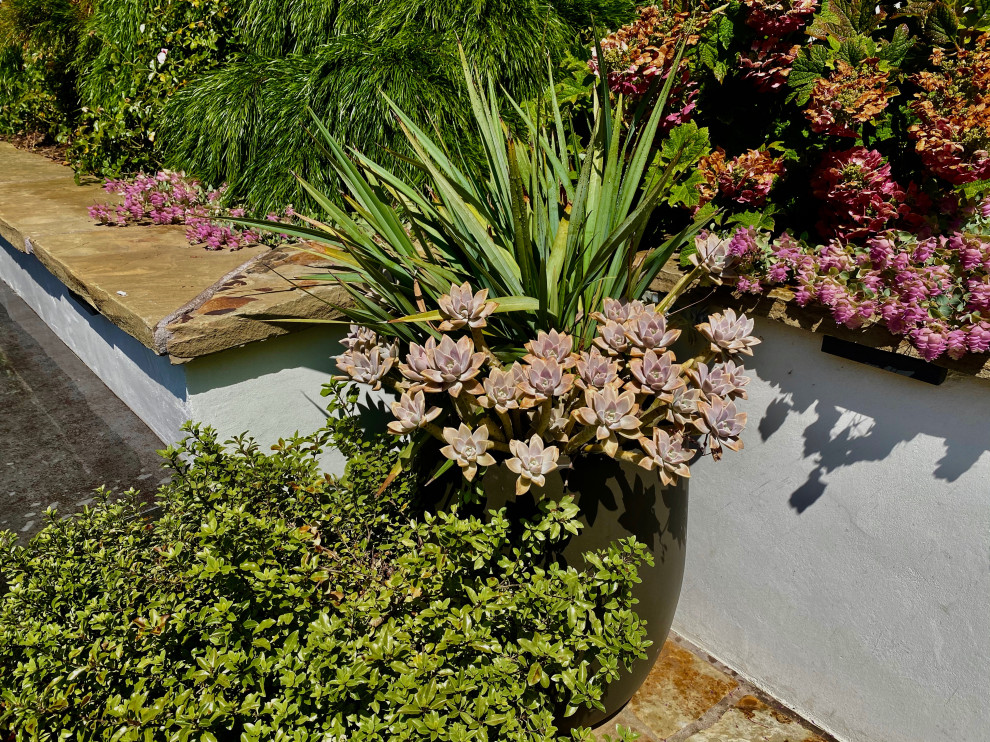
[681,695,828,742]
[627,641,739,738]
[593,636,835,742]
[0,281,164,538]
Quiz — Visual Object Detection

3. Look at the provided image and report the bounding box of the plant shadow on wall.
[748,322,990,512]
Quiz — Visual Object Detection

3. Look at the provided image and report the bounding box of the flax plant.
[240,43,709,356]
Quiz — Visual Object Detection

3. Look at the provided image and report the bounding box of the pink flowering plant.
[709,197,990,361]
[89,170,296,250]
[582,3,990,361]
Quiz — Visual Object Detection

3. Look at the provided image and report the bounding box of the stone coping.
[0,143,346,363]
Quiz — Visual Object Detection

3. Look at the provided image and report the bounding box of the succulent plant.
[697,396,747,460]
[625,312,682,355]
[479,366,523,413]
[335,285,754,496]
[574,386,642,456]
[517,358,575,405]
[440,424,497,481]
[523,330,575,366]
[420,335,486,397]
[438,282,496,331]
[388,391,442,435]
[575,348,622,390]
[628,349,685,398]
[505,436,560,494]
[696,308,761,356]
[639,428,694,485]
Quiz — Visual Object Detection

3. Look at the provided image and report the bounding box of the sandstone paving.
[593,636,835,742]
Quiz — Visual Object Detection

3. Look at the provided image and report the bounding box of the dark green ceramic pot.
[477,454,689,727]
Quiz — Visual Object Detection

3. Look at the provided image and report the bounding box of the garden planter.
[478,455,689,727]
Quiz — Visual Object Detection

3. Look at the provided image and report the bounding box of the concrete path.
[594,635,837,742]
[0,281,165,538]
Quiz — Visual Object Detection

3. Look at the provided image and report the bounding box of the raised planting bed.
[0,142,376,472]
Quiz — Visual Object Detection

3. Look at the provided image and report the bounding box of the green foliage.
[239,53,706,353]
[69,0,236,177]
[0,0,88,139]
[161,0,631,214]
[0,399,651,740]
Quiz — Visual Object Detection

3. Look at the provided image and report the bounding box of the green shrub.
[68,0,236,177]
[0,0,88,140]
[0,391,650,741]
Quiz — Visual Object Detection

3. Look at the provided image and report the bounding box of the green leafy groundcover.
[0,386,648,741]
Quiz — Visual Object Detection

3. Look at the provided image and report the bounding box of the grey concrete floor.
[0,281,166,539]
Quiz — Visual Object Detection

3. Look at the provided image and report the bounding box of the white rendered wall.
[675,316,990,742]
[0,238,190,443]
[183,325,390,474]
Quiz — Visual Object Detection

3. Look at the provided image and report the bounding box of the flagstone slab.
[626,641,738,738]
[0,142,345,360]
[681,695,829,742]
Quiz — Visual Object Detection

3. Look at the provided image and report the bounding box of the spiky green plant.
[239,47,708,353]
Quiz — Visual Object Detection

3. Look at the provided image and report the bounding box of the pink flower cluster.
[811,148,906,241]
[743,0,818,35]
[728,201,990,361]
[738,39,800,93]
[88,171,293,251]
[737,0,816,91]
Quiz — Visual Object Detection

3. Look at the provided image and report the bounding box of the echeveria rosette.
[437,282,496,331]
[574,386,642,456]
[388,391,442,435]
[517,358,576,407]
[696,396,747,461]
[505,436,560,495]
[639,429,694,486]
[479,366,523,414]
[440,424,496,481]
[336,346,394,391]
[696,309,761,357]
[523,330,575,367]
[575,348,622,391]
[692,361,750,401]
[627,350,684,399]
[625,312,682,356]
[420,335,486,397]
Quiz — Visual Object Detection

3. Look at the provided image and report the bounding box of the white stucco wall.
[676,317,990,742]
[184,325,386,474]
